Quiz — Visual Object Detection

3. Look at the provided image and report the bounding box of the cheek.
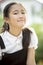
[12,15,18,21]
[9,14,26,27]
[10,15,17,22]
[24,16,26,23]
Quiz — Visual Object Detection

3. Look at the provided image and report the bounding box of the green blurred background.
[0,0,43,65]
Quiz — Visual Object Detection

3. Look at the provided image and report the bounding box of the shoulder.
[29,27,38,40]
[0,31,6,40]
[0,32,4,37]
[26,27,38,37]
[26,27,38,49]
[26,27,36,33]
[0,32,5,49]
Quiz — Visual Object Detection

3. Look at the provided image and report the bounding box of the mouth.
[18,20,24,22]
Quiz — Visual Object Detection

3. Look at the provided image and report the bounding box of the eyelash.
[21,12,25,14]
[14,13,18,15]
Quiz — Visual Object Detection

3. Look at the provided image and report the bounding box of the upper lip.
[18,19,24,21]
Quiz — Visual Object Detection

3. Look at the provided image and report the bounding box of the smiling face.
[5,3,26,30]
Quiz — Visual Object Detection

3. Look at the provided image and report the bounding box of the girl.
[0,2,38,65]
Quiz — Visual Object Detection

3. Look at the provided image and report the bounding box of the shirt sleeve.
[28,28,38,49]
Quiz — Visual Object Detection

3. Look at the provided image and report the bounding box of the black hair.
[2,2,32,49]
[2,2,25,32]
[3,2,17,18]
[22,28,32,49]
[2,2,17,32]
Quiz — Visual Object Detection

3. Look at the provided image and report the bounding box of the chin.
[18,25,24,28]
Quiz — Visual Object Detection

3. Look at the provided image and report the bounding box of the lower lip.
[18,20,24,22]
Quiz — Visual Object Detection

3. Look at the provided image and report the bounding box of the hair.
[2,2,19,32]
[1,2,32,49]
[22,28,32,49]
[2,2,26,32]
[3,2,17,18]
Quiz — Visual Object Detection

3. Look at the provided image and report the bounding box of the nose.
[19,13,24,18]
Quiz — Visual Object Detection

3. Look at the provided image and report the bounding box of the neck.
[9,26,22,37]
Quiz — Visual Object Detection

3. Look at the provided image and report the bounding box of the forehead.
[9,4,26,12]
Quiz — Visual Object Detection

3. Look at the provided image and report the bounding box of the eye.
[21,12,25,14]
[14,12,18,15]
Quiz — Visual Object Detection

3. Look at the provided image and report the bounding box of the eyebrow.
[12,9,26,12]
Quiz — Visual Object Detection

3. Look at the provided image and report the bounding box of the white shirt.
[0,28,38,54]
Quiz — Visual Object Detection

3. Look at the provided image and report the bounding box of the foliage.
[0,15,43,64]
[0,15,3,27]
[31,23,43,63]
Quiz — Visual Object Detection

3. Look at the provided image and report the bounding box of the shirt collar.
[4,31,22,39]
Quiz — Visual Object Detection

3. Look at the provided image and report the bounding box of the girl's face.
[6,4,26,29]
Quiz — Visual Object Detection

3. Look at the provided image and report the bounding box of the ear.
[4,17,9,23]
